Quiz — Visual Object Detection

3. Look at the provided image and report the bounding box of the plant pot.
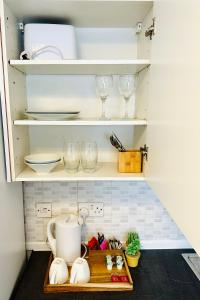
[125,251,141,268]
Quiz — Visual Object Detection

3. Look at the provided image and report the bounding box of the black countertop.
[11,249,200,300]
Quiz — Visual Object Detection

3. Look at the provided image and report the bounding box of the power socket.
[88,202,104,217]
[78,202,104,217]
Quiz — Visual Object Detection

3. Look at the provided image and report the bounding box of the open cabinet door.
[146,0,200,255]
[0,18,11,182]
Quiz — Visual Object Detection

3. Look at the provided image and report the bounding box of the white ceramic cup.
[70,257,90,284]
[49,257,68,284]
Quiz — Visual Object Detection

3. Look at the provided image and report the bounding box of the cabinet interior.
[1,0,153,181]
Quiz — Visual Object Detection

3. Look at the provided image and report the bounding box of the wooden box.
[118,150,142,173]
[44,250,133,293]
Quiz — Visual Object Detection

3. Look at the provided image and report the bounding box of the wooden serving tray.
[44,249,133,293]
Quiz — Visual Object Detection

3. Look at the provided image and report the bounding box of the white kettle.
[47,214,86,265]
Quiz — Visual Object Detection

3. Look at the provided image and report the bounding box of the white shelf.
[15,163,145,182]
[14,119,147,126]
[10,60,150,75]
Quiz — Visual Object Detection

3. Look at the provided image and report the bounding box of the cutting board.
[44,249,133,293]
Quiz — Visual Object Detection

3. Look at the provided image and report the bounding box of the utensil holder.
[118,150,142,173]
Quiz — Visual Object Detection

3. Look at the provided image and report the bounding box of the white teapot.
[49,257,68,284]
[70,257,90,284]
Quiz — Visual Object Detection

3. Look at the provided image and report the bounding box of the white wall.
[0,107,25,300]
[24,181,190,251]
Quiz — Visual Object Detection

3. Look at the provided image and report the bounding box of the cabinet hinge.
[145,17,155,40]
[18,22,24,32]
[136,22,142,34]
[140,144,148,161]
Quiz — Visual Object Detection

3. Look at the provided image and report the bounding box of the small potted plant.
[125,232,141,268]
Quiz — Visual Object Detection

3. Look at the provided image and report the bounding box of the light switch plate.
[36,202,52,218]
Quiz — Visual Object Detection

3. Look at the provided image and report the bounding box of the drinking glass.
[96,75,113,120]
[81,142,98,172]
[64,142,80,173]
[118,75,136,119]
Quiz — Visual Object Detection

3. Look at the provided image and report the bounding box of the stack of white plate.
[25,111,80,121]
[24,153,61,174]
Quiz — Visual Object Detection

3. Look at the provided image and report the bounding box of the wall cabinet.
[0,0,152,182]
[1,0,200,255]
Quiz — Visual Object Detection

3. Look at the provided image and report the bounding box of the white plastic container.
[24,23,77,60]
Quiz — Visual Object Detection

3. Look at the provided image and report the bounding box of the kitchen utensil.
[64,142,80,173]
[81,142,98,172]
[112,132,126,150]
[25,111,80,121]
[24,24,77,60]
[110,135,121,151]
[110,132,126,152]
[25,160,60,174]
[96,75,113,120]
[118,75,136,119]
[47,214,87,265]
[70,257,90,284]
[49,257,68,284]
[24,153,61,164]
[108,239,123,250]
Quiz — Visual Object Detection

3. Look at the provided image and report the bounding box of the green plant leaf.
[126,232,140,256]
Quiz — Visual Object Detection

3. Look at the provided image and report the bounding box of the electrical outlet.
[78,202,104,217]
[88,202,104,217]
[36,202,52,218]
[78,202,89,217]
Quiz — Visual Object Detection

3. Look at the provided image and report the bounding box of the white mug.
[49,257,68,284]
[70,257,90,284]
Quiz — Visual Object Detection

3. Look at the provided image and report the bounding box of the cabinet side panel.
[146,0,200,254]
[1,2,29,179]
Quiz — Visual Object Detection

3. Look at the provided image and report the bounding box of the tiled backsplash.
[23,181,190,249]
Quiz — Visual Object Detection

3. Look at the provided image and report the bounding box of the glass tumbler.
[81,142,98,172]
[64,142,80,173]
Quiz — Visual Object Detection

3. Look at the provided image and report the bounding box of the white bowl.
[25,160,60,174]
[25,153,61,164]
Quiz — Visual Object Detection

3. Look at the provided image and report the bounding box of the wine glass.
[96,75,113,120]
[118,75,137,119]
